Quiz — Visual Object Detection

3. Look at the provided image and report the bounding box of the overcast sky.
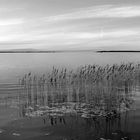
[0,0,140,50]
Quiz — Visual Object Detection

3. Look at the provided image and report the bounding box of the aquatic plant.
[17,63,138,119]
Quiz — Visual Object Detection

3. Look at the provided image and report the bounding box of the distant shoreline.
[0,51,57,53]
[97,50,140,53]
[0,50,93,53]
[0,50,139,53]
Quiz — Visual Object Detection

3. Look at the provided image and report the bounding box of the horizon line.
[0,49,140,53]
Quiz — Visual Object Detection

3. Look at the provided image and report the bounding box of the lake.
[0,52,140,140]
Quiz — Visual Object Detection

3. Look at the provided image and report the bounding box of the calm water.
[0,52,140,140]
[0,52,140,83]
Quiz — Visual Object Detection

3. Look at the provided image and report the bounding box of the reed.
[18,63,139,118]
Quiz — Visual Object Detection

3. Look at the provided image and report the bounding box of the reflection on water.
[1,63,140,140]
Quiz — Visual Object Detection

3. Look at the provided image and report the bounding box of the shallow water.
[0,52,140,140]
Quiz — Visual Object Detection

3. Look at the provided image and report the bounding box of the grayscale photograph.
[0,0,139,140]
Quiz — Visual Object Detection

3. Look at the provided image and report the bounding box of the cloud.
[0,4,140,50]
[0,18,24,26]
[41,5,140,23]
[0,28,139,50]
[0,7,22,12]
[1,28,138,46]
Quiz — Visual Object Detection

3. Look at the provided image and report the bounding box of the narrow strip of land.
[97,50,140,53]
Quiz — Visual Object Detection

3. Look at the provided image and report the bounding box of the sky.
[0,0,140,50]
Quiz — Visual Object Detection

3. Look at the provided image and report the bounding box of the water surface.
[0,52,140,83]
[0,52,140,140]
